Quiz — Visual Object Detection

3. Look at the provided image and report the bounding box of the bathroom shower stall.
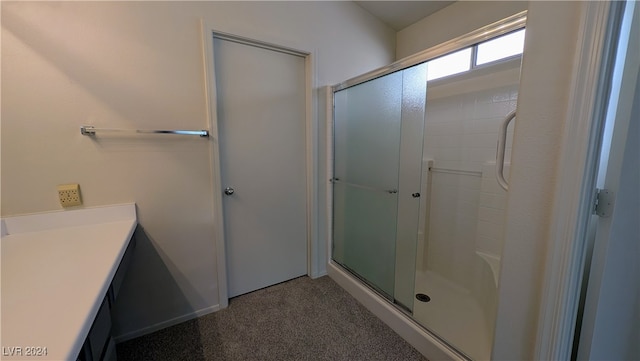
[330,13,525,360]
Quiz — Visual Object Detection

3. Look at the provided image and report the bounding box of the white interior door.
[213,36,308,298]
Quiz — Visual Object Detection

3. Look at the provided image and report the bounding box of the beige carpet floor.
[116,276,427,361]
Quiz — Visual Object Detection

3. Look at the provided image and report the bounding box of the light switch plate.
[58,184,82,208]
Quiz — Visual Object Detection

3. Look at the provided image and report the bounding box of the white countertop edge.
[2,203,137,235]
[69,219,137,360]
[1,203,138,360]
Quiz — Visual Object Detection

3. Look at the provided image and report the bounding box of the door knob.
[224,187,235,195]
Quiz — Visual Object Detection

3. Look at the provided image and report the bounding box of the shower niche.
[331,14,524,361]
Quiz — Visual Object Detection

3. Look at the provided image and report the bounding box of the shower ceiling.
[354,1,455,31]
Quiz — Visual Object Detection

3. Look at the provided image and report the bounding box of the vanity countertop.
[1,204,136,360]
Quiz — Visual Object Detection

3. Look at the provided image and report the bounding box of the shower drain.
[415,293,431,302]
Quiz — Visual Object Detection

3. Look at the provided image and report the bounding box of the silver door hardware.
[387,189,398,194]
[224,187,235,195]
[594,188,614,217]
[412,193,421,198]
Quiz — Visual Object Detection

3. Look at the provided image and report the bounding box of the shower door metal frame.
[332,11,527,92]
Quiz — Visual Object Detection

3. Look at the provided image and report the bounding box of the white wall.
[1,1,395,340]
[492,2,584,359]
[396,1,528,59]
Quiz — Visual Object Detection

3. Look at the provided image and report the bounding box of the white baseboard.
[113,304,221,343]
[327,262,464,361]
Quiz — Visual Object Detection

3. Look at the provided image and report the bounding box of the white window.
[476,29,526,65]
[426,28,526,82]
[426,48,472,81]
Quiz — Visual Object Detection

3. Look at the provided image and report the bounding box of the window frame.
[426,28,526,82]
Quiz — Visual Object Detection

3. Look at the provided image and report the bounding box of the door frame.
[199,21,319,308]
[534,1,631,359]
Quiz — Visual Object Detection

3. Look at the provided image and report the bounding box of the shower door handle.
[496,110,516,191]
[224,187,235,195]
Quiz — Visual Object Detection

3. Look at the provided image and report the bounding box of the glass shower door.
[332,72,403,298]
[332,63,427,303]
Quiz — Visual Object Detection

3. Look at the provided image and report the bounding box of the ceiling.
[355,1,455,31]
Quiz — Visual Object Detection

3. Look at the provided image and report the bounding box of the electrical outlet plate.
[58,184,82,208]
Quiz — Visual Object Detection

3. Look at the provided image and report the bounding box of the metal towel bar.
[428,167,482,177]
[80,125,209,137]
[496,110,516,191]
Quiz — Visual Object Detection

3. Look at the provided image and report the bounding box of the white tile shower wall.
[423,83,518,290]
[477,163,510,257]
[471,162,510,344]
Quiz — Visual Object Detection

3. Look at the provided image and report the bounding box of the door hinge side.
[594,188,614,217]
